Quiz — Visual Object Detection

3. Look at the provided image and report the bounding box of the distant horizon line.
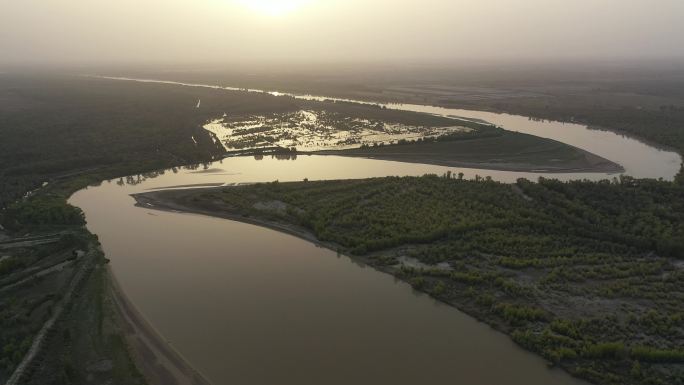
[3,55,684,71]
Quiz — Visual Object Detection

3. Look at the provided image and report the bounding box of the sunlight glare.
[237,0,313,16]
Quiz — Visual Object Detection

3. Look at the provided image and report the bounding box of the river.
[69,77,682,384]
[95,75,681,181]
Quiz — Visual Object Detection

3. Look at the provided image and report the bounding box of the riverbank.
[130,187,523,341]
[132,177,684,385]
[132,190,334,251]
[130,187,579,378]
[108,266,213,385]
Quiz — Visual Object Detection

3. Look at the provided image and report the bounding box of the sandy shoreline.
[132,191,343,253]
[108,265,213,385]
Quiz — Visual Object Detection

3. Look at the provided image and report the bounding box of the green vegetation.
[324,128,622,172]
[17,249,148,385]
[0,74,296,209]
[3,196,85,231]
[0,198,151,385]
[143,175,684,385]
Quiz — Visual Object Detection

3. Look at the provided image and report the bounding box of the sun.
[237,0,312,16]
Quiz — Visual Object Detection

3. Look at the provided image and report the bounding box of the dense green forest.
[148,175,684,385]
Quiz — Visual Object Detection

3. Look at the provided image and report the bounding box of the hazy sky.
[2,0,684,66]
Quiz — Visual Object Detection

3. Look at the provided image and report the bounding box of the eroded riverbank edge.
[130,188,589,384]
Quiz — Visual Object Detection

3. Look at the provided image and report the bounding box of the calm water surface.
[70,157,588,385]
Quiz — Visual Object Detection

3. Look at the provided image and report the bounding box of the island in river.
[133,175,684,385]
[310,130,623,173]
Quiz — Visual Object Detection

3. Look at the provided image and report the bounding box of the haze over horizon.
[2,0,684,68]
